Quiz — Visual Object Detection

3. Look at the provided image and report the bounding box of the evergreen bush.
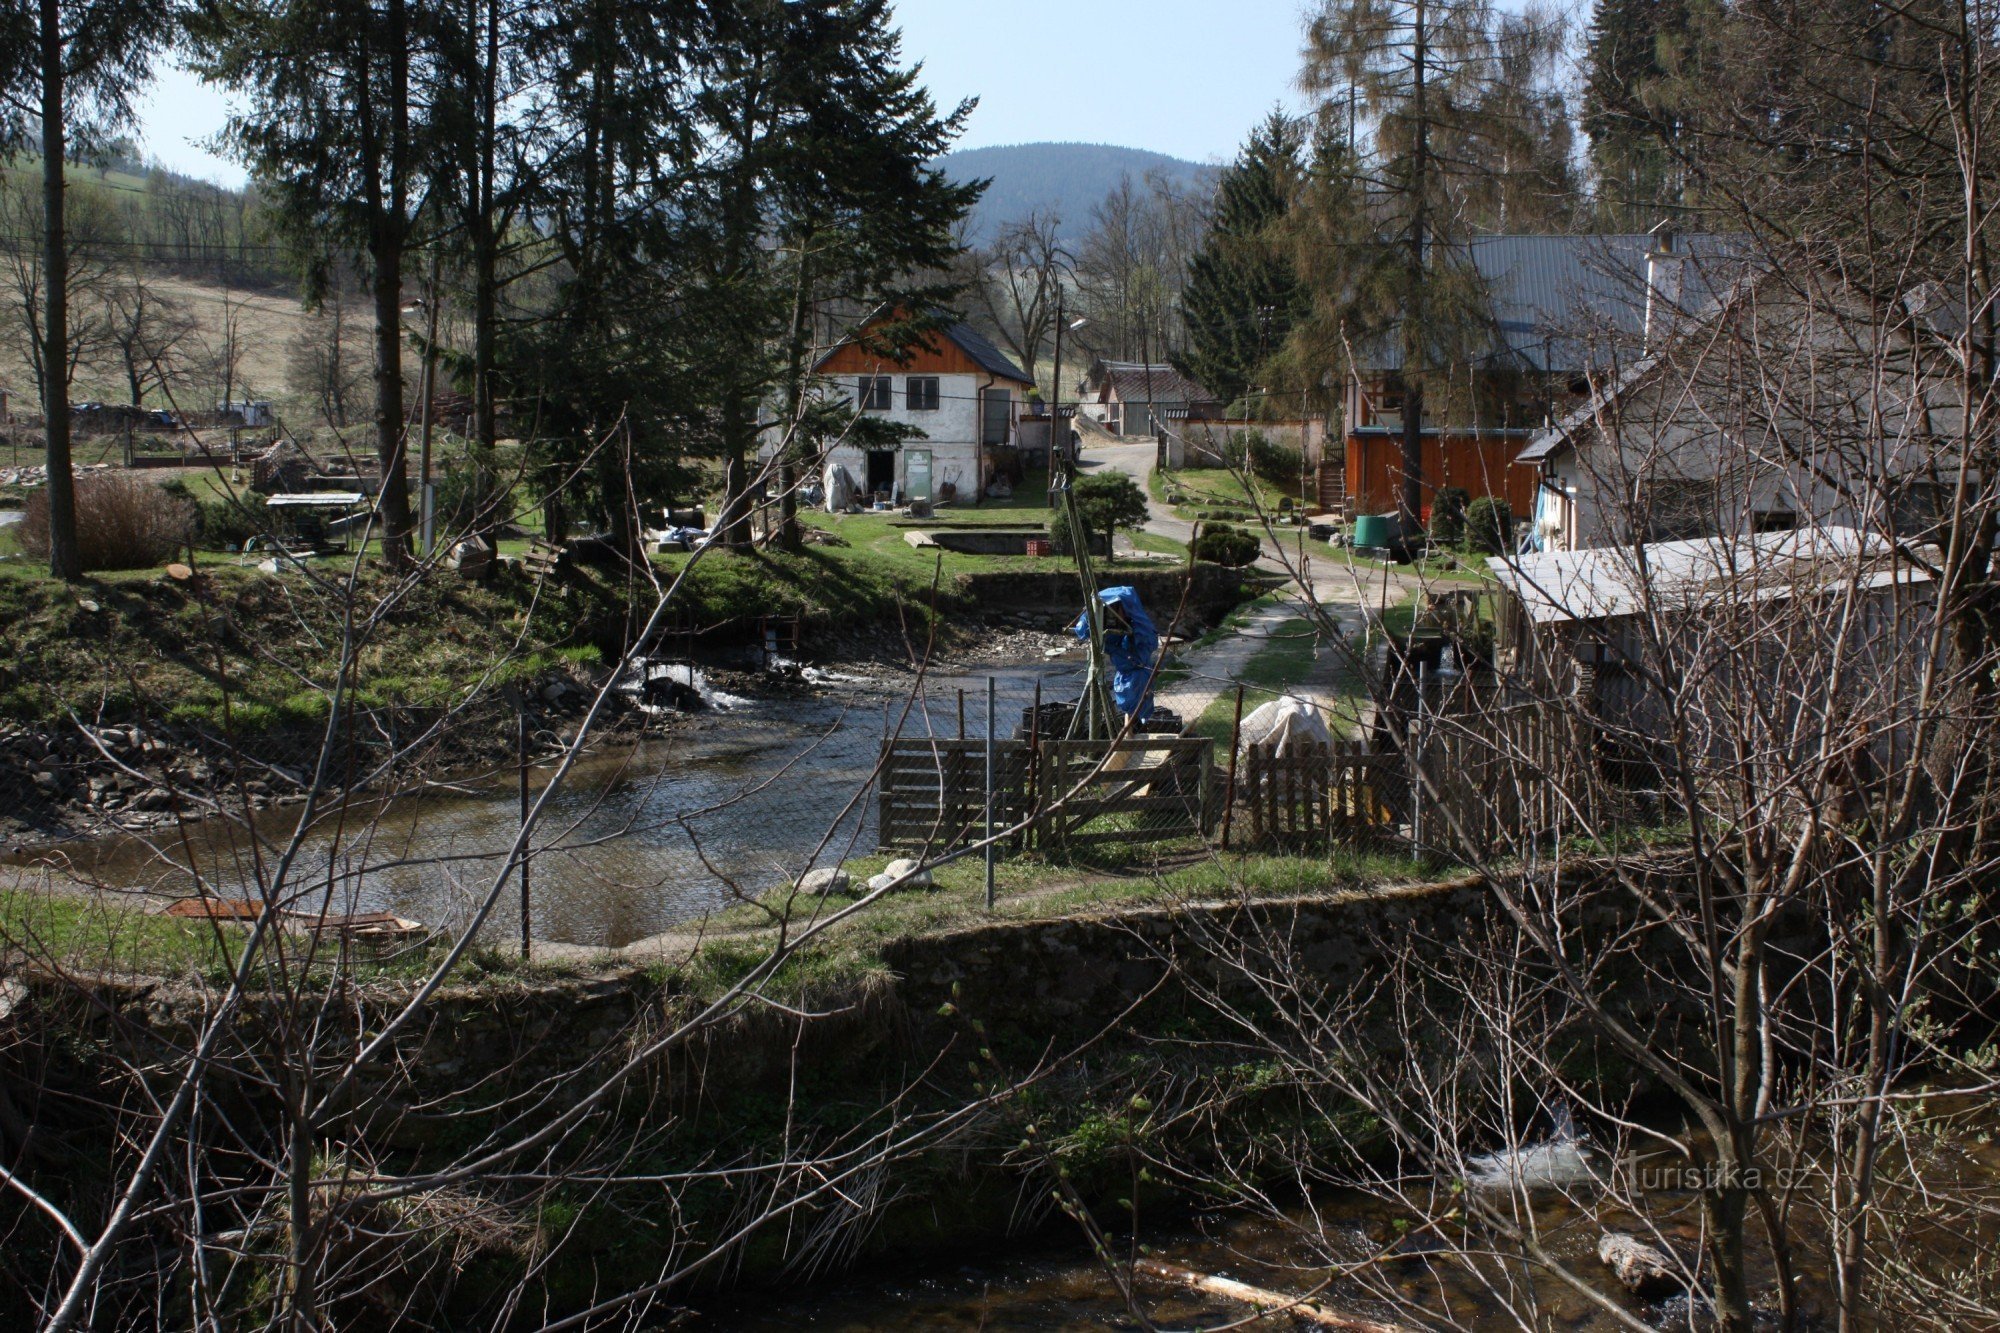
[1465,496,1513,555]
[1429,486,1470,546]
[1195,524,1261,567]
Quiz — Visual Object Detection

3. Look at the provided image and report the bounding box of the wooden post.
[957,687,965,740]
[1027,678,1042,849]
[984,676,996,909]
[517,706,531,961]
[1220,684,1246,850]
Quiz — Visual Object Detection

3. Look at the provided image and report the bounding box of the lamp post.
[400,250,441,558]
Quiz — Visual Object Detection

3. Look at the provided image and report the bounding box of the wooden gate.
[1033,737,1215,851]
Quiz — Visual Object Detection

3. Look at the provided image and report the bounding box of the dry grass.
[16,472,196,570]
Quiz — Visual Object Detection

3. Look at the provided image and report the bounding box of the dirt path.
[1069,422,1418,725]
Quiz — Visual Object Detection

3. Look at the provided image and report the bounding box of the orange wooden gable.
[818,328,987,379]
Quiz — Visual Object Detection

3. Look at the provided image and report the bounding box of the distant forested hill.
[938,142,1214,245]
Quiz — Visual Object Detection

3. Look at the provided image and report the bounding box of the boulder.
[866,858,932,893]
[798,868,850,896]
[1597,1232,1682,1299]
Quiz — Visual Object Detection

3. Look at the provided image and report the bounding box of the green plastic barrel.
[1350,513,1395,550]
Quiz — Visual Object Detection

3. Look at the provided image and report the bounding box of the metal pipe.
[984,676,996,909]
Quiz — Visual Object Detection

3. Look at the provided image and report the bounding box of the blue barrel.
[1350,513,1395,550]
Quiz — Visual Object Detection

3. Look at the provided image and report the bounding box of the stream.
[29,654,1088,947]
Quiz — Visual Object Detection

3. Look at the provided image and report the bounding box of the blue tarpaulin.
[1073,585,1160,720]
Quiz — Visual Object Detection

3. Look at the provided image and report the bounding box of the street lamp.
[400,251,441,558]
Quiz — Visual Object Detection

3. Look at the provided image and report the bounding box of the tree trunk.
[39,0,80,582]
[371,226,413,564]
[368,0,414,567]
[470,0,499,532]
[1399,380,1424,536]
[774,246,814,553]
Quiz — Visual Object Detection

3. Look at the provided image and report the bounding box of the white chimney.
[1643,223,1685,352]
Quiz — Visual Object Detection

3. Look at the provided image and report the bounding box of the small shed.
[1488,526,1937,772]
[263,492,370,551]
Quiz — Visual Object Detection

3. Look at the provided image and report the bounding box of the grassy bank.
[1148,465,1299,520]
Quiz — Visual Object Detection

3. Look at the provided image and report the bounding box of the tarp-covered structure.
[1073,585,1160,721]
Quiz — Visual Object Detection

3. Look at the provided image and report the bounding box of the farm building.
[1080,360,1216,438]
[1487,526,1937,780]
[1338,230,1739,525]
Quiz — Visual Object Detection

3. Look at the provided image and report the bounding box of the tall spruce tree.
[1178,111,1304,406]
[195,0,431,567]
[1303,0,1497,534]
[698,0,975,549]
[1581,0,1691,222]
[1,0,180,581]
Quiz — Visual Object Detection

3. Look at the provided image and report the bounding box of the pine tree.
[1178,111,1304,407]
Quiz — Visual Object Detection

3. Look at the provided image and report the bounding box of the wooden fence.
[1033,737,1214,851]
[878,738,1034,852]
[878,702,1583,862]
[878,735,1214,855]
[1230,740,1406,848]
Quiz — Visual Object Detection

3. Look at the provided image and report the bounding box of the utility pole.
[1048,291,1068,507]
[1400,0,1430,540]
[1141,327,1160,473]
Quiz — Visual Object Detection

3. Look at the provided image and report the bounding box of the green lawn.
[1150,466,1303,520]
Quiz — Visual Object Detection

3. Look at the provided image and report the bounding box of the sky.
[134,1,1313,187]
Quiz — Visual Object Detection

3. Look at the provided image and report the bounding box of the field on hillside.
[0,273,311,411]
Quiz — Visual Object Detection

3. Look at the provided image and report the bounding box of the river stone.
[1598,1232,1681,1298]
[867,858,931,893]
[799,868,849,896]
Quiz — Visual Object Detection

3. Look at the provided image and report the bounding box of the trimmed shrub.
[1429,486,1470,546]
[16,473,197,570]
[1072,471,1148,533]
[1194,524,1261,567]
[1054,471,1149,555]
[1465,496,1513,555]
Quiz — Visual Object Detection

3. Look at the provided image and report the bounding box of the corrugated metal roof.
[1489,526,1931,624]
[1356,232,1746,374]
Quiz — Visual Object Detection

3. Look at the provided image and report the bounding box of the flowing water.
[23,656,1087,947]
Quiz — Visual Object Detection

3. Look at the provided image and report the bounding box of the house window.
[857,376,891,411]
[906,376,939,411]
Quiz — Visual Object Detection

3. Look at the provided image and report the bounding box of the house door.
[904,449,933,502]
[866,449,896,497]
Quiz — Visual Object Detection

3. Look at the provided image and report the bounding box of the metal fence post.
[984,676,997,909]
[518,705,532,961]
[1220,684,1246,850]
